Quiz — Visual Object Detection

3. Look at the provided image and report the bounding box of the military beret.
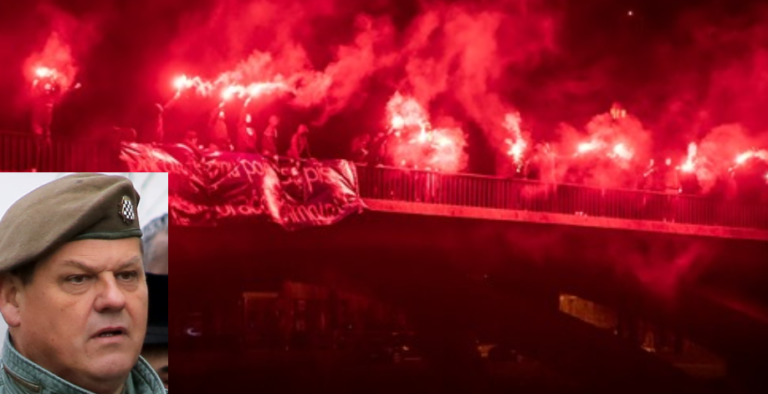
[0,173,142,272]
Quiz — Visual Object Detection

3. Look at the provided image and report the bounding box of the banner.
[120,143,366,230]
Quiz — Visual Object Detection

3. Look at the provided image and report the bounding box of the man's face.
[12,238,148,386]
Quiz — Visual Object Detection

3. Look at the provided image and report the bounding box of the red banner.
[120,143,365,230]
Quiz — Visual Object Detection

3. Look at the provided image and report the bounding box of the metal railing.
[0,131,121,172]
[356,164,768,231]
[3,130,765,232]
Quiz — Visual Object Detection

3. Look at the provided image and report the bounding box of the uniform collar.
[1,333,165,394]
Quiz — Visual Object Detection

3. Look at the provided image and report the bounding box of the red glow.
[387,92,430,133]
[385,92,467,172]
[173,75,190,91]
[171,74,290,102]
[221,85,238,101]
[576,140,603,155]
[502,112,528,168]
[611,143,633,161]
[35,67,56,79]
[25,33,77,93]
[31,66,61,92]
[735,149,768,165]
[681,142,697,173]
[610,102,627,120]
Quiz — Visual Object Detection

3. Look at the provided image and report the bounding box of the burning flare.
[503,112,528,170]
[680,142,697,173]
[735,149,768,165]
[385,92,467,172]
[170,74,291,102]
[24,32,78,93]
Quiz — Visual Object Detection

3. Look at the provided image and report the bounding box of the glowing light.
[611,143,633,160]
[627,10,634,17]
[680,142,697,173]
[577,140,602,154]
[171,72,290,102]
[610,102,627,120]
[734,149,768,166]
[173,75,189,91]
[385,92,467,172]
[503,112,528,166]
[736,151,752,165]
[246,81,289,98]
[417,130,430,144]
[386,92,431,132]
[221,85,239,101]
[35,67,55,79]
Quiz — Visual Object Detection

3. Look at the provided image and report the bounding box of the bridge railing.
[356,164,768,231]
[0,131,120,172]
[3,130,765,231]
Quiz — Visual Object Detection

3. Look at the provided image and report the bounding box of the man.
[350,133,370,164]
[140,214,168,388]
[208,105,232,152]
[0,174,166,394]
[287,124,310,160]
[30,79,59,171]
[149,103,165,145]
[261,115,280,159]
[181,130,201,154]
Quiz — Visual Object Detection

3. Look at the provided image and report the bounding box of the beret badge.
[119,195,136,224]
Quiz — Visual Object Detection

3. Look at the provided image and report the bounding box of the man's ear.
[0,273,23,327]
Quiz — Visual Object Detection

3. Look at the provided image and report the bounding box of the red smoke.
[399,2,558,173]
[23,32,78,92]
[384,92,468,172]
[551,103,651,188]
[168,1,396,124]
[153,0,768,183]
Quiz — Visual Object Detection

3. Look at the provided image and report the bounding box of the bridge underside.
[174,209,768,393]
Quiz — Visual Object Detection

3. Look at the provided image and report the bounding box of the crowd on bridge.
[20,89,768,213]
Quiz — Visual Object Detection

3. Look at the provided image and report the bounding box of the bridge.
[161,152,765,391]
[3,130,767,240]
[3,131,768,393]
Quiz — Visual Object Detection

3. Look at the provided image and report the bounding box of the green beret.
[0,173,142,272]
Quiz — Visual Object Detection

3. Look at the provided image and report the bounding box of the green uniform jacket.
[0,334,166,394]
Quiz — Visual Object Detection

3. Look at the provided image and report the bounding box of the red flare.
[35,67,56,79]
[735,149,768,166]
[680,142,697,173]
[610,143,633,161]
[385,92,467,172]
[24,33,77,93]
[576,140,603,155]
[503,112,528,168]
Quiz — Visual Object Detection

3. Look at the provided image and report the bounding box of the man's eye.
[117,271,139,281]
[66,275,89,284]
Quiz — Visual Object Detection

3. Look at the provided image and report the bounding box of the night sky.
[1,0,767,173]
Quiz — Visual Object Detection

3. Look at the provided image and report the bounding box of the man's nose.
[94,274,127,312]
